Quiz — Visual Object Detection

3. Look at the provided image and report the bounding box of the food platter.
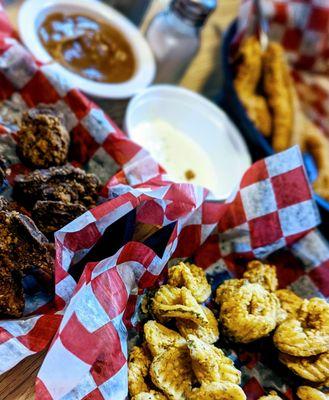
[0,0,328,399]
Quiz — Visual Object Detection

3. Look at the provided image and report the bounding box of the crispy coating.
[279,351,329,383]
[187,334,241,385]
[0,257,24,317]
[297,386,328,400]
[275,289,303,319]
[144,321,186,357]
[263,43,294,152]
[188,382,246,400]
[274,298,329,356]
[128,345,152,397]
[150,346,194,400]
[176,306,219,344]
[218,282,282,343]
[233,37,272,137]
[132,391,168,400]
[152,285,208,326]
[243,260,278,292]
[168,262,211,303]
[16,108,70,169]
[215,279,247,305]
[258,391,282,400]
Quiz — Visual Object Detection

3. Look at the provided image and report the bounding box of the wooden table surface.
[0,0,239,398]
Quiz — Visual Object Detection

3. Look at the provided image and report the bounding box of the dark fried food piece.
[0,257,24,317]
[0,209,54,294]
[32,200,87,238]
[16,108,70,168]
[14,164,100,209]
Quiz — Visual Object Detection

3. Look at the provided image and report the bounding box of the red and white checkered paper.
[235,0,329,138]
[0,4,327,400]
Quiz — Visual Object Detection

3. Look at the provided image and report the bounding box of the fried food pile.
[274,291,329,386]
[0,107,101,318]
[0,197,54,317]
[14,164,100,238]
[215,261,286,343]
[128,261,246,400]
[234,37,329,200]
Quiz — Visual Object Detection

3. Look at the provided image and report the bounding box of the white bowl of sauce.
[18,0,156,98]
[125,85,252,200]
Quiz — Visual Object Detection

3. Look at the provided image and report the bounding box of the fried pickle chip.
[297,386,329,400]
[132,391,168,400]
[258,391,283,399]
[176,306,219,344]
[168,262,211,303]
[150,346,194,400]
[187,334,241,385]
[152,285,208,326]
[219,282,282,343]
[275,289,303,319]
[129,345,152,396]
[215,279,247,305]
[274,298,329,356]
[144,321,186,357]
[279,351,329,383]
[189,382,246,400]
[243,260,278,292]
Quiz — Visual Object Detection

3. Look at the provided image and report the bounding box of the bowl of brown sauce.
[18,0,156,98]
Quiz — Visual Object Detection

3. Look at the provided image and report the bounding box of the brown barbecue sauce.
[38,13,136,83]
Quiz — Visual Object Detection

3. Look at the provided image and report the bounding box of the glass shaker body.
[146,10,200,84]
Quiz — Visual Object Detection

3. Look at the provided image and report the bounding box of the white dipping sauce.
[132,119,220,195]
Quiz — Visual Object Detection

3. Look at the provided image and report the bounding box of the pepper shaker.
[146,0,217,84]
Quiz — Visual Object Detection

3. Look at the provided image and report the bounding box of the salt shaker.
[146,0,217,84]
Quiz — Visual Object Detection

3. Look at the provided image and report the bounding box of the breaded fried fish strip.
[297,386,329,400]
[263,42,294,152]
[128,345,152,396]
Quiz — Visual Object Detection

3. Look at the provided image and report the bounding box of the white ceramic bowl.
[18,0,156,99]
[125,85,252,200]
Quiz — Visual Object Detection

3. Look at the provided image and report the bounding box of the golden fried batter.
[128,345,152,396]
[274,298,329,357]
[144,321,186,357]
[263,42,294,152]
[215,279,247,305]
[168,262,211,303]
[279,351,329,383]
[152,285,208,326]
[233,37,272,137]
[132,391,168,400]
[176,306,219,344]
[187,334,241,385]
[258,391,283,399]
[219,282,282,343]
[243,260,278,292]
[150,346,194,400]
[275,289,303,319]
[188,382,247,400]
[297,386,329,400]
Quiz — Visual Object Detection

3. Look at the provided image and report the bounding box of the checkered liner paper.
[235,0,329,138]
[0,4,327,400]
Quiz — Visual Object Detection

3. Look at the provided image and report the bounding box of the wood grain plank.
[0,1,238,398]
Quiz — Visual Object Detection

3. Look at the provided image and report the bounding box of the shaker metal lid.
[171,0,217,27]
